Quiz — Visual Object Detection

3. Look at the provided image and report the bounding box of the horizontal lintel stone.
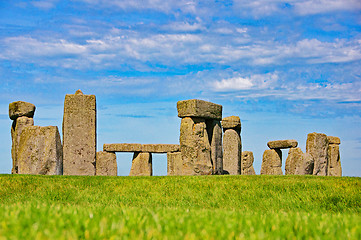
[142,144,180,153]
[222,116,241,130]
[327,136,341,145]
[267,139,298,149]
[104,143,180,153]
[177,99,222,120]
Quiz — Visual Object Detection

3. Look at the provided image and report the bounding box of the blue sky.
[0,0,360,176]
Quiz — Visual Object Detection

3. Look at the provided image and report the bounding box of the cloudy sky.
[1,0,360,176]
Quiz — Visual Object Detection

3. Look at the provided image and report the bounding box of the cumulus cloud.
[213,73,279,91]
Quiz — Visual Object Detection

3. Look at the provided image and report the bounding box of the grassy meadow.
[0,174,360,239]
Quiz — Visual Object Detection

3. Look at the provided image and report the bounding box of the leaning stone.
[129,152,152,176]
[241,151,256,175]
[260,149,283,175]
[327,144,342,176]
[63,90,96,176]
[327,136,341,145]
[142,144,180,153]
[222,129,241,175]
[221,116,241,130]
[285,147,304,175]
[177,99,222,120]
[96,151,117,176]
[17,126,63,175]
[179,117,212,175]
[9,101,36,120]
[11,116,34,174]
[207,120,223,175]
[306,132,328,176]
[267,140,298,149]
[167,152,182,176]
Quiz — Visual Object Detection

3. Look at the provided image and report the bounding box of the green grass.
[0,174,360,239]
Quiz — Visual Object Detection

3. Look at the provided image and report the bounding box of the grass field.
[0,174,360,239]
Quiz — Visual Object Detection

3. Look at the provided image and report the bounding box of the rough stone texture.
[221,116,241,130]
[63,91,96,176]
[241,151,256,175]
[179,117,212,175]
[306,132,329,176]
[327,144,342,176]
[104,143,143,152]
[11,116,34,174]
[207,120,223,175]
[167,152,182,176]
[129,152,152,176]
[285,147,304,175]
[327,136,341,145]
[142,144,180,153]
[260,149,283,175]
[222,129,241,175]
[96,151,117,176]
[267,140,298,149]
[295,153,314,175]
[17,126,63,175]
[177,99,222,120]
[9,101,36,120]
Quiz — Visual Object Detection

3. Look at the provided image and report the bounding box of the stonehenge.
[8,92,341,177]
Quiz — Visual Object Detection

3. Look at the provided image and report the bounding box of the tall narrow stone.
[260,149,283,175]
[241,151,256,175]
[17,126,63,175]
[63,90,96,175]
[285,147,304,175]
[179,117,212,175]
[295,153,314,175]
[96,151,117,176]
[207,120,223,175]
[306,132,328,176]
[167,152,182,176]
[327,136,342,176]
[222,116,242,175]
[129,152,152,176]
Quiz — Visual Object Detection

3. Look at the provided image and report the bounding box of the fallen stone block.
[129,152,152,176]
[9,101,36,120]
[267,140,298,149]
[142,144,180,153]
[223,129,241,175]
[96,151,117,176]
[307,132,328,176]
[327,136,340,145]
[241,151,256,175]
[285,147,303,175]
[167,152,182,176]
[221,116,241,130]
[17,126,63,175]
[177,99,222,120]
[260,149,283,175]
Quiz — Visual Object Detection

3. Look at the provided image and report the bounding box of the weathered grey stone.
[96,151,117,176]
[63,90,96,176]
[306,132,328,176]
[260,149,283,175]
[221,116,241,130]
[177,99,222,120]
[295,153,314,175]
[327,136,341,145]
[267,140,298,149]
[104,143,143,152]
[167,152,182,176]
[142,144,180,153]
[9,101,36,120]
[222,129,241,175]
[285,147,304,175]
[207,120,223,175]
[17,126,63,175]
[179,117,212,175]
[129,152,152,176]
[241,151,256,175]
[327,144,342,176]
[11,116,34,174]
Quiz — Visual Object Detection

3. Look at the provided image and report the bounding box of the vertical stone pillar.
[177,99,222,175]
[167,152,182,176]
[129,152,152,176]
[306,132,328,176]
[241,151,256,175]
[63,90,96,175]
[9,101,36,174]
[260,149,283,175]
[222,116,242,175]
[96,151,117,176]
[285,147,304,175]
[327,136,342,176]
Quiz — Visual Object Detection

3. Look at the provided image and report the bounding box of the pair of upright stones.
[9,101,62,175]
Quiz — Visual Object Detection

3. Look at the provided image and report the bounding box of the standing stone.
[207,120,223,175]
[285,147,304,175]
[222,129,241,175]
[179,117,212,175]
[241,151,256,175]
[306,132,328,176]
[260,149,283,175]
[11,116,34,174]
[9,101,35,120]
[295,153,314,175]
[167,152,182,176]
[327,137,342,176]
[96,151,117,176]
[17,126,63,175]
[129,152,152,176]
[63,90,96,176]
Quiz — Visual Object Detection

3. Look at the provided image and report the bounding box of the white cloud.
[294,0,361,15]
[31,0,58,10]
